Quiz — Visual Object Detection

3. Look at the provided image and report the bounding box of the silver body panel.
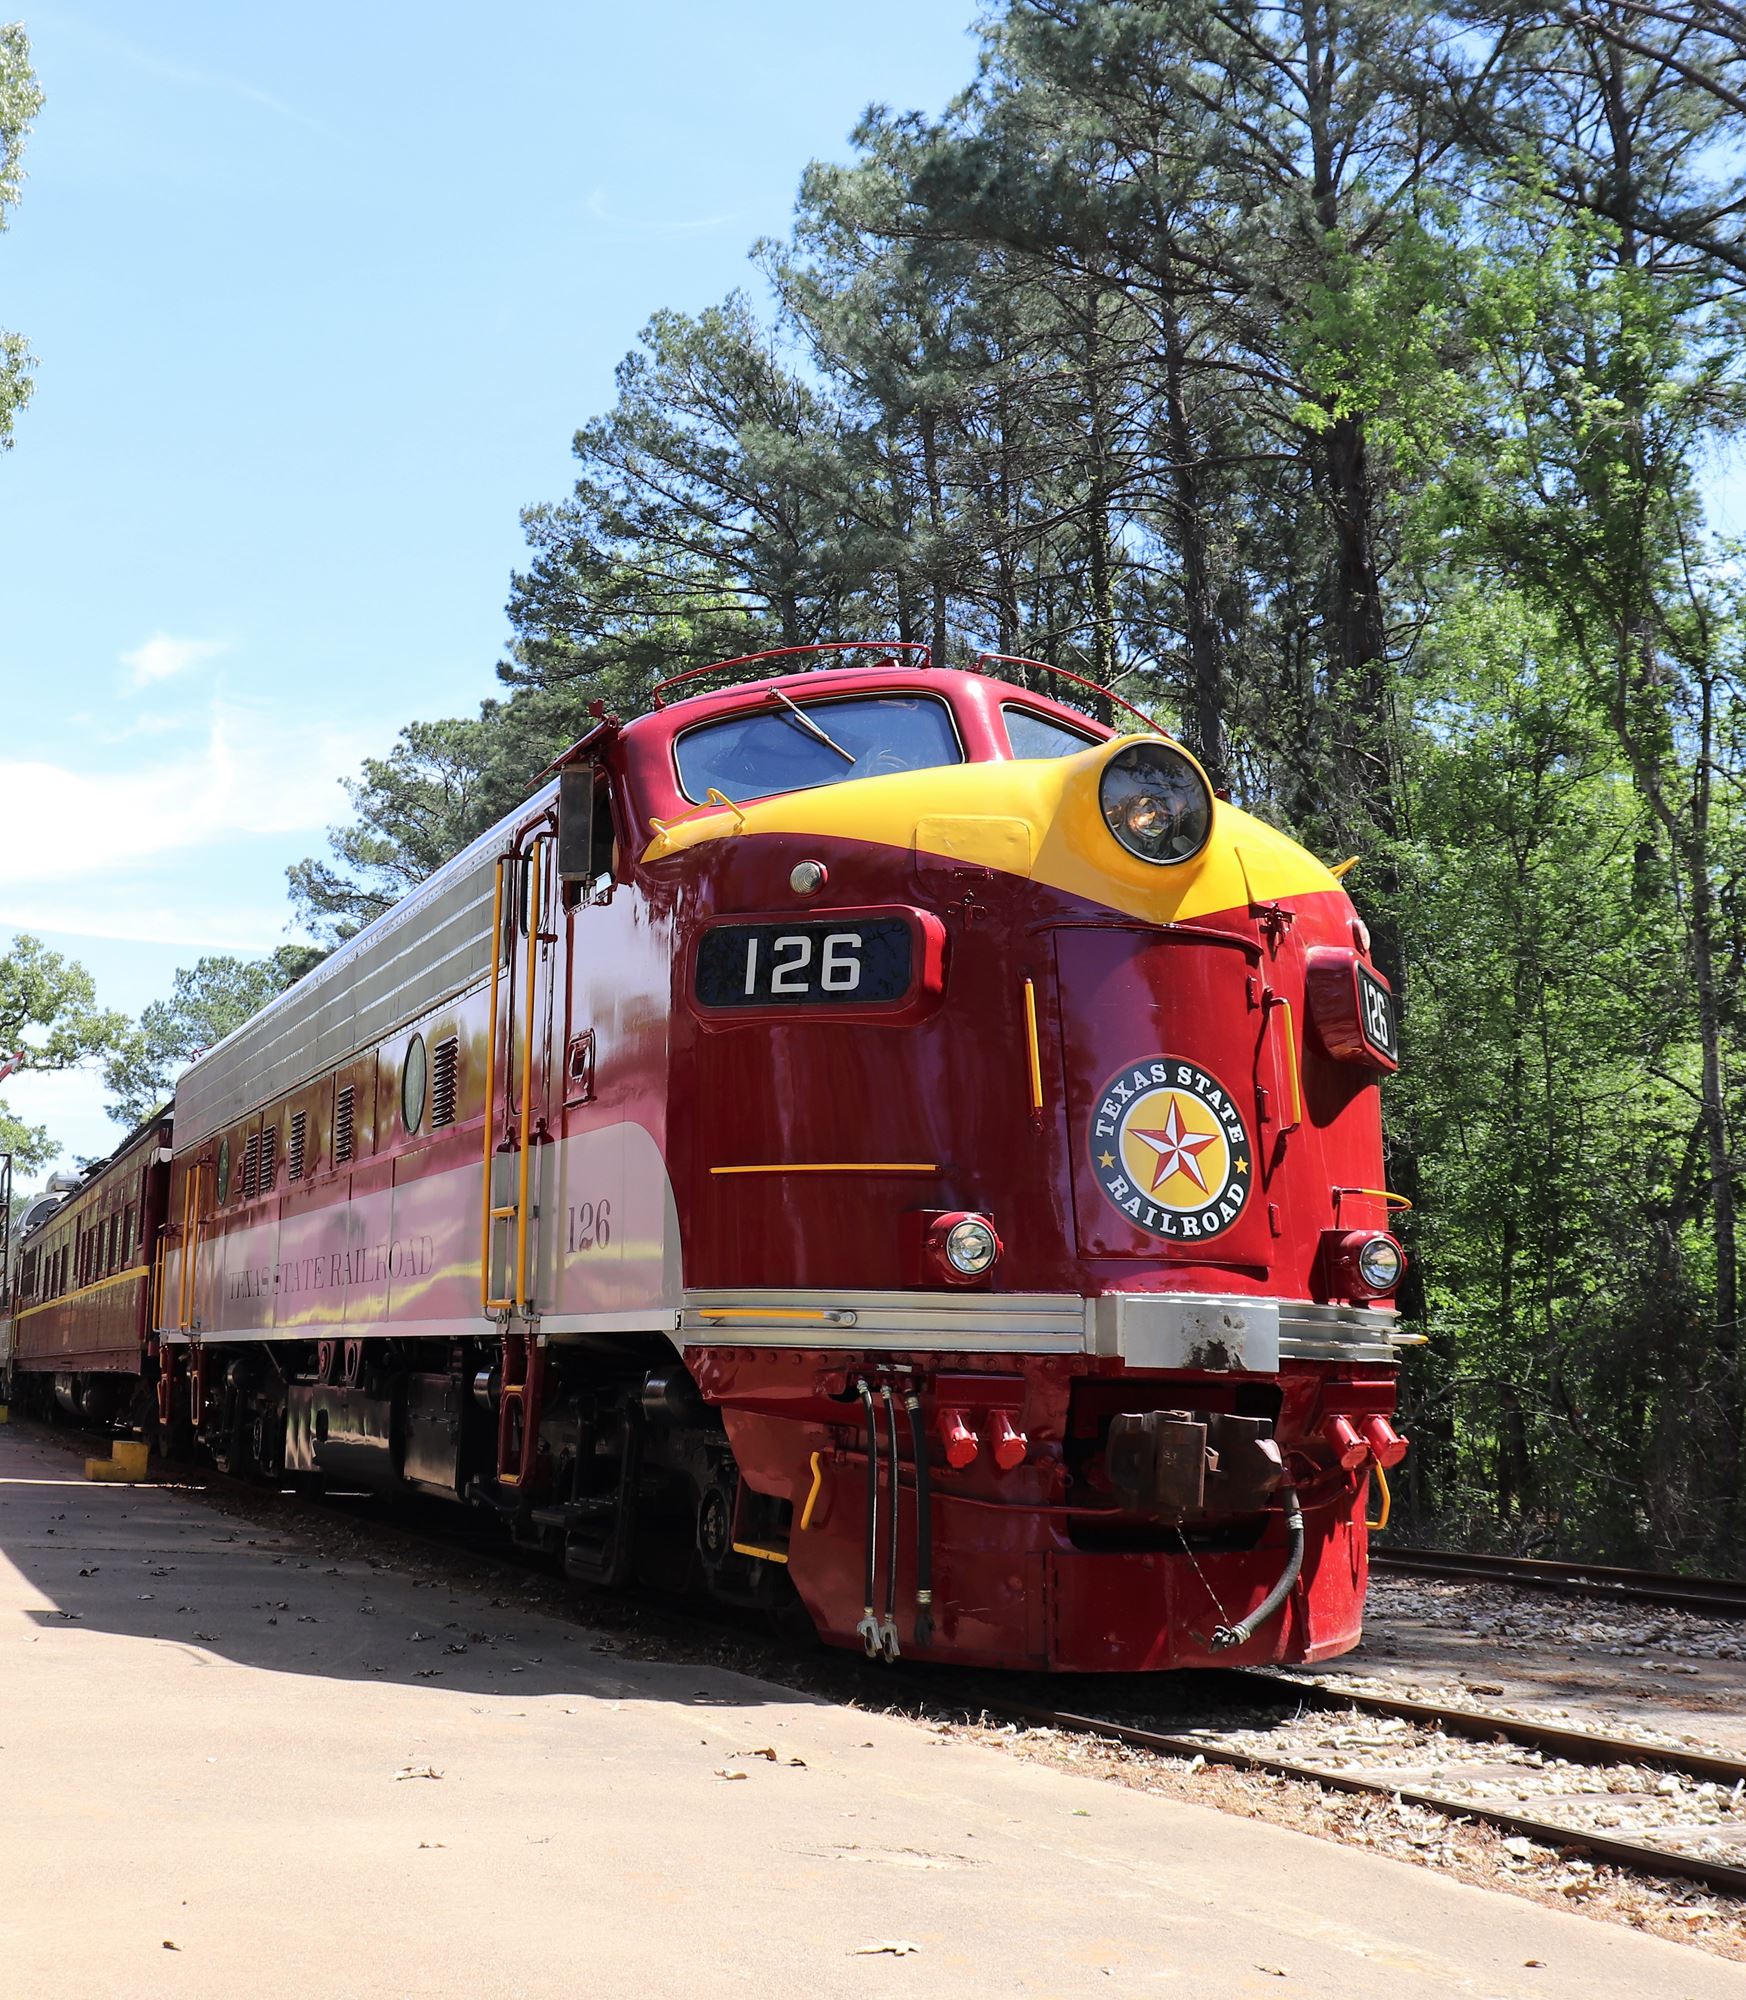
[173,788,555,1150]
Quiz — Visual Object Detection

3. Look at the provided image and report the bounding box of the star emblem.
[1098,1151,1115,1168]
[1130,1095,1218,1194]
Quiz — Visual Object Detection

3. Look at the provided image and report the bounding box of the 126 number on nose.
[744,930,863,996]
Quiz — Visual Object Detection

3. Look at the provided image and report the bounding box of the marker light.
[790,860,827,895]
[943,1216,1001,1277]
[937,1408,979,1469]
[1099,742,1213,866]
[986,1410,1028,1472]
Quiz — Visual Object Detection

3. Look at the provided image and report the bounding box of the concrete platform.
[0,1425,1735,2000]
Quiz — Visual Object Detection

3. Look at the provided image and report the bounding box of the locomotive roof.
[174,784,540,1150]
[170,661,1110,1150]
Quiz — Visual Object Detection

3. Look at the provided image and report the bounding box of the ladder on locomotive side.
[480,838,550,1489]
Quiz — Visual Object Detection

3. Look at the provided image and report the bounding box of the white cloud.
[120,632,230,686]
[0,892,293,953]
[0,696,373,891]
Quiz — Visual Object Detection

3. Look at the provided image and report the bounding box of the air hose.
[854,1378,881,1656]
[880,1386,903,1658]
[1210,1486,1304,1651]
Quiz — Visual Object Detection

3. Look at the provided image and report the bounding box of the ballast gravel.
[945,1713,1746,1963]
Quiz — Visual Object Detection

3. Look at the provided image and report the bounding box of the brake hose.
[855,1378,881,1657]
[904,1388,934,1648]
[880,1384,902,1659]
[1210,1486,1304,1651]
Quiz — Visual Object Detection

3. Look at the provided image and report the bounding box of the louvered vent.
[288,1109,307,1182]
[334,1084,356,1165]
[240,1131,261,1201]
[431,1037,459,1128]
[258,1125,277,1193]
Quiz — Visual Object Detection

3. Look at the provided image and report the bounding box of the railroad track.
[983,1673,1746,1902]
[1372,1544,1746,1619]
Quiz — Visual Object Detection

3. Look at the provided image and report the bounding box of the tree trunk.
[919,410,950,667]
[1158,282,1228,786]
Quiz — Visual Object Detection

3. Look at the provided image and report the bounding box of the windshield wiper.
[770,688,856,764]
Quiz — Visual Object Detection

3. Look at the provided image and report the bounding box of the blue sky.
[0,1,984,1174]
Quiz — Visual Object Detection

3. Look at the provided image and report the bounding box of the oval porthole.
[402,1033,428,1136]
[216,1137,232,1205]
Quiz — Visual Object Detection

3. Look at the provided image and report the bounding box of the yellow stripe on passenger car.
[16,1265,149,1322]
[640,738,1342,927]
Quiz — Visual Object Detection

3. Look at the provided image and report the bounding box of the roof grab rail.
[973,652,1168,736]
[650,641,933,707]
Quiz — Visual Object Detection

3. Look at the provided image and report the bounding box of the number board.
[695,917,915,1011]
[1356,963,1399,1065]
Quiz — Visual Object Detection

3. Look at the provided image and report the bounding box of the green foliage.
[0,935,127,1172]
[0,22,42,449]
[101,947,325,1127]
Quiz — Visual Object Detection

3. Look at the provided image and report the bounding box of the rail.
[984,1690,1746,1902]
[1372,1545,1746,1618]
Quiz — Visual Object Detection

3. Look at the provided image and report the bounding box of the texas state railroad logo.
[1091,1056,1252,1240]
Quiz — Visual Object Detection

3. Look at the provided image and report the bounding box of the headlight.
[1099,741,1212,865]
[1356,1234,1403,1293]
[943,1216,1000,1277]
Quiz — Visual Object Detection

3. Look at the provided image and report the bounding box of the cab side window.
[1003,705,1102,759]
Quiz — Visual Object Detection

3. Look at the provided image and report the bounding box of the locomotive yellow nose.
[641,733,1340,928]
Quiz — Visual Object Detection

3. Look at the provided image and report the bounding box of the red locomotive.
[3,647,1412,1670]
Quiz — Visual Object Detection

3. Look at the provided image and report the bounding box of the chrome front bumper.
[680,1287,1410,1367]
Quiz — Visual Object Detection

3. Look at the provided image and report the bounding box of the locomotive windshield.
[674,691,963,803]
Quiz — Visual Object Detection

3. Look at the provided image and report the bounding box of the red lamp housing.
[1323,1227,1405,1301]
[921,1210,1003,1288]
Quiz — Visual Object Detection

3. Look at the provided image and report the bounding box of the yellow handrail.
[176,1166,196,1331]
[190,1166,205,1331]
[1278,997,1304,1133]
[1022,977,1044,1114]
[646,788,744,837]
[1335,1187,1415,1213]
[1366,1461,1393,1532]
[515,840,541,1314]
[480,854,507,1313]
[800,1451,824,1532]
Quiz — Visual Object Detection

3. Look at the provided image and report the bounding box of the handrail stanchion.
[515,842,541,1314]
[481,855,507,1313]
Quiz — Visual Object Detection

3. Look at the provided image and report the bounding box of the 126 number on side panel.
[745,929,864,995]
[695,917,914,1010]
[567,1198,612,1253]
